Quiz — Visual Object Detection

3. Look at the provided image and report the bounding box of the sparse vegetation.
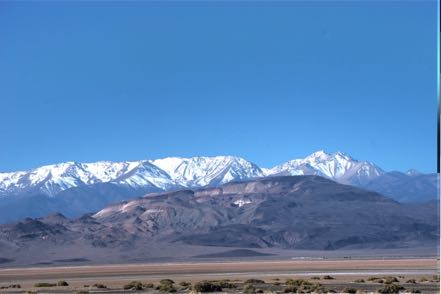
[408,289,421,293]
[432,275,440,282]
[311,276,321,280]
[155,279,177,292]
[378,284,405,293]
[57,280,69,286]
[123,281,144,290]
[34,282,56,287]
[243,283,256,293]
[283,286,297,293]
[354,279,365,283]
[323,275,335,280]
[157,283,177,292]
[193,281,222,292]
[160,279,175,285]
[367,276,380,281]
[419,277,428,282]
[285,279,311,287]
[406,279,416,284]
[179,281,191,287]
[383,276,399,284]
[245,279,265,284]
[284,279,324,292]
[92,283,107,288]
[0,284,21,289]
[217,280,236,288]
[341,288,357,294]
[144,282,154,288]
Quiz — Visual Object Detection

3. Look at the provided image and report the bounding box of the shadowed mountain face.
[0,176,438,265]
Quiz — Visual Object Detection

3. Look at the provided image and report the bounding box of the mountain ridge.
[0,151,437,223]
[0,175,438,266]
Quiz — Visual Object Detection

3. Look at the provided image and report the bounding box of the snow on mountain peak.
[266,150,384,184]
[150,155,264,187]
[0,152,386,197]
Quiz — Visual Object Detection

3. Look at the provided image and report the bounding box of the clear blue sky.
[0,1,438,173]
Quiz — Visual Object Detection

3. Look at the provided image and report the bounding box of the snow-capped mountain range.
[0,150,437,223]
[0,151,381,197]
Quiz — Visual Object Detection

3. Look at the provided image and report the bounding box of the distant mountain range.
[0,176,438,266]
[0,151,438,223]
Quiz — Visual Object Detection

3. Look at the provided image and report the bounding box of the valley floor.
[0,258,439,293]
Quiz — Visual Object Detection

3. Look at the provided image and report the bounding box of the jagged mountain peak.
[267,150,384,185]
[150,155,264,187]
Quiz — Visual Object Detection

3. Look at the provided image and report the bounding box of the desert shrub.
[308,283,325,293]
[34,282,56,287]
[367,276,380,281]
[273,282,281,286]
[179,281,191,287]
[285,279,311,287]
[409,289,421,293]
[76,292,89,294]
[406,279,416,284]
[311,276,321,280]
[272,278,280,281]
[157,283,177,292]
[245,279,265,284]
[323,275,334,280]
[383,276,399,284]
[217,280,236,288]
[341,288,357,293]
[419,277,428,282]
[92,283,107,288]
[144,282,154,288]
[193,281,222,292]
[0,284,21,289]
[327,290,337,293]
[283,286,297,293]
[244,283,256,293]
[160,279,175,285]
[432,275,440,282]
[123,281,143,290]
[354,279,365,283]
[378,284,405,293]
[57,280,69,286]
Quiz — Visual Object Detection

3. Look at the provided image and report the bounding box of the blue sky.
[0,1,438,173]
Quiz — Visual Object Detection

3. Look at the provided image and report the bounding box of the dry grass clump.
[156,279,177,292]
[341,288,357,293]
[57,280,69,286]
[0,284,21,289]
[34,282,56,287]
[245,279,265,284]
[123,281,143,290]
[377,283,405,293]
[193,281,222,292]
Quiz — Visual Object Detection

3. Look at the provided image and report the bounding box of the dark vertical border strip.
[438,0,440,174]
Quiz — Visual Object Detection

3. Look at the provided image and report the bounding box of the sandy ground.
[0,258,439,293]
